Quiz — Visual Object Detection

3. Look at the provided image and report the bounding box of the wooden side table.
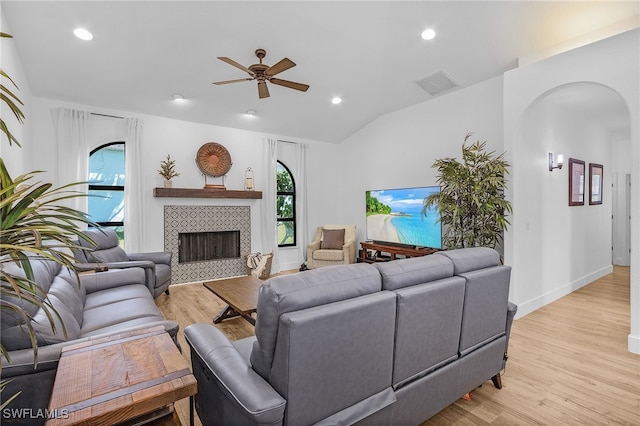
[46,326,196,425]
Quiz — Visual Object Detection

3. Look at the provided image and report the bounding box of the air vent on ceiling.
[415,70,459,96]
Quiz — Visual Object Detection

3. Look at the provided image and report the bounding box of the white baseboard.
[629,334,640,354]
[277,261,303,273]
[514,265,614,319]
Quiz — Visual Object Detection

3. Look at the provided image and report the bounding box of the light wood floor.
[156,266,639,426]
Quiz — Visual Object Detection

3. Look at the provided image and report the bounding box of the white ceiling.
[2,1,638,143]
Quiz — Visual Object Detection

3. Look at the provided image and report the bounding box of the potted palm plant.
[423,132,512,250]
[1,32,95,408]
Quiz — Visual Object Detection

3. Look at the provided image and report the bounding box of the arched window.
[88,142,125,245]
[277,161,296,247]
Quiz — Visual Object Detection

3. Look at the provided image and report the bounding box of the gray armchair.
[73,228,172,298]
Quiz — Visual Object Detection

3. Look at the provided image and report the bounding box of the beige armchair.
[306,225,357,269]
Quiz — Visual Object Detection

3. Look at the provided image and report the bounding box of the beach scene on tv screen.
[366,187,442,249]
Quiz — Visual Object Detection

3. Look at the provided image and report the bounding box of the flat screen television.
[366,186,442,249]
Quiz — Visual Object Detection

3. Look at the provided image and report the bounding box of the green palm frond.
[423,133,512,249]
[0,158,98,369]
[0,63,26,147]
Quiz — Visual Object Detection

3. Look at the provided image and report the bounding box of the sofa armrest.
[76,261,156,294]
[74,260,155,272]
[185,324,286,426]
[0,342,71,379]
[306,241,321,263]
[342,240,356,263]
[503,301,518,369]
[307,241,321,251]
[79,267,150,294]
[128,251,172,266]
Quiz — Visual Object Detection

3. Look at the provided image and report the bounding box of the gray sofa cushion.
[81,284,166,336]
[0,259,86,350]
[251,263,382,379]
[392,276,466,387]
[86,246,129,263]
[77,228,129,262]
[374,255,454,291]
[458,265,512,355]
[435,247,501,274]
[269,291,397,425]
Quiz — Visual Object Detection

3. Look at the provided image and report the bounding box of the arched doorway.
[523,82,631,266]
[508,81,634,349]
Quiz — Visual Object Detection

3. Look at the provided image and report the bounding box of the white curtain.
[261,137,279,273]
[292,142,309,261]
[124,118,144,252]
[51,108,90,216]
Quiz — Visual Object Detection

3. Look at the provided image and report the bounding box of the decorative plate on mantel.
[196,142,232,177]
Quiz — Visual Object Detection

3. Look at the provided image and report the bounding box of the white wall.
[334,76,505,246]
[513,92,614,312]
[612,133,632,266]
[503,28,639,353]
[0,14,31,176]
[28,96,336,272]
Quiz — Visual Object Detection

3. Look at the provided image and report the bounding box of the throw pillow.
[321,228,345,250]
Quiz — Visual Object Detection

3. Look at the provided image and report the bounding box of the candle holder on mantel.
[245,167,254,191]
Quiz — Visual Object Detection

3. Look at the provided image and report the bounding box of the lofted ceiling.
[2,1,638,143]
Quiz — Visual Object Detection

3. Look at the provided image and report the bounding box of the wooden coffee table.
[203,275,263,325]
[46,326,196,426]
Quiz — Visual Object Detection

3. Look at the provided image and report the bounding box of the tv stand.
[360,241,439,263]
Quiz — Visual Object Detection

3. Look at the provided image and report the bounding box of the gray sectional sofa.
[0,257,179,422]
[185,247,517,426]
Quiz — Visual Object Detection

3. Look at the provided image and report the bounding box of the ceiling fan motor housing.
[255,48,267,60]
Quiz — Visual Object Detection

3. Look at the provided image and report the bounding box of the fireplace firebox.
[178,230,240,263]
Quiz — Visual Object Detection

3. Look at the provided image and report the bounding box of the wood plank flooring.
[156,266,639,426]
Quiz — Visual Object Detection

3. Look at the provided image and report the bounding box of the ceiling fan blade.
[269,78,310,92]
[265,58,296,77]
[258,81,270,99]
[213,78,253,85]
[217,57,255,76]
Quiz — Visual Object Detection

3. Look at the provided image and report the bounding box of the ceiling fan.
[213,48,310,99]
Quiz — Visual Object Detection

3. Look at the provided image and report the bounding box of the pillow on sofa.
[321,228,345,249]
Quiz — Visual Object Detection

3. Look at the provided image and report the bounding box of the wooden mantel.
[153,187,262,199]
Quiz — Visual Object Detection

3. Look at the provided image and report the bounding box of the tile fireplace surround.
[164,205,251,284]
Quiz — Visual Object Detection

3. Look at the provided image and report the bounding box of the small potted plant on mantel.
[158,155,180,188]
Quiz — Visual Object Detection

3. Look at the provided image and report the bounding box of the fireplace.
[178,230,240,263]
[164,206,251,284]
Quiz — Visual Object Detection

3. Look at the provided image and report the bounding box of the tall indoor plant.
[0,32,95,408]
[423,132,512,249]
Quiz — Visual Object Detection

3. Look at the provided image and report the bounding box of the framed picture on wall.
[568,158,585,206]
[589,163,604,205]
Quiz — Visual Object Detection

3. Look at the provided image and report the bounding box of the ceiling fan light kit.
[213,48,310,99]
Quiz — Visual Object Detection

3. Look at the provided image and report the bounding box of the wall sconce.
[548,152,564,171]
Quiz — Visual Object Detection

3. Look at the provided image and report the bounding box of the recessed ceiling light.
[331,97,342,105]
[73,28,93,41]
[172,94,186,102]
[246,109,257,116]
[421,29,436,41]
